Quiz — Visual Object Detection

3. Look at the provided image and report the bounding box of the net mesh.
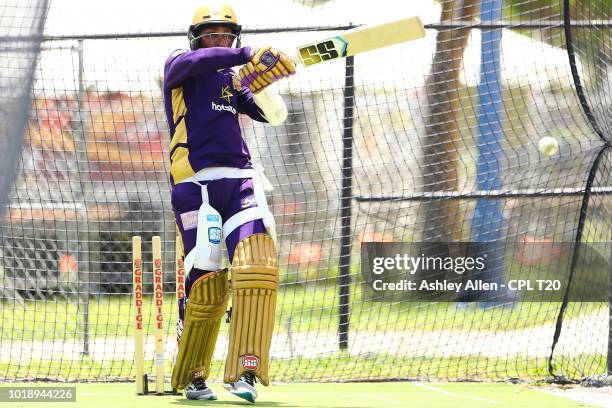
[0,0,610,383]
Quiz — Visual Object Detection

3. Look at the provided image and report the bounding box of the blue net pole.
[467,0,507,302]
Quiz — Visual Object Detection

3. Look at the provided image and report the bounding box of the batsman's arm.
[237,84,287,126]
[252,86,288,125]
[164,47,253,89]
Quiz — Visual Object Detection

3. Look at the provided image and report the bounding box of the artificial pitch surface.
[2,382,599,407]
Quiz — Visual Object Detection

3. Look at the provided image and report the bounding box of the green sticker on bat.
[298,37,348,66]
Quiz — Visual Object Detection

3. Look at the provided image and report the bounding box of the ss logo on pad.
[241,355,259,370]
[208,227,221,244]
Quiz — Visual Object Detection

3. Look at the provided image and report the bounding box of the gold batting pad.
[171,269,228,390]
[224,234,278,386]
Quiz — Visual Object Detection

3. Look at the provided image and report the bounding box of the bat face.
[294,16,425,67]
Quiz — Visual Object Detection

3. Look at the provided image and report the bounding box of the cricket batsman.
[163,2,295,402]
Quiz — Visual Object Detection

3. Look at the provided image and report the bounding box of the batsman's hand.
[251,46,296,76]
[240,46,296,93]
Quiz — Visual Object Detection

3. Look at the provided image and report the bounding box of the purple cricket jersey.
[163,46,271,312]
[163,46,268,185]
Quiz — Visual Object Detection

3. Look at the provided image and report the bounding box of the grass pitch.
[4,287,603,342]
[3,382,592,408]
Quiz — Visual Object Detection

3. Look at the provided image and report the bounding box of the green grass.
[0,382,590,408]
[2,284,605,342]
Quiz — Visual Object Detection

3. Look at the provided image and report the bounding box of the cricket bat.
[293,16,425,67]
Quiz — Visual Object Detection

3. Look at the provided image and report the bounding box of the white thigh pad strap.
[222,168,277,244]
[183,183,223,275]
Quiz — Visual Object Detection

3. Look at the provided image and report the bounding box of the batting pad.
[171,269,228,390]
[224,234,278,386]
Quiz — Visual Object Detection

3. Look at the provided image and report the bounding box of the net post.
[608,262,612,374]
[338,55,354,350]
[467,0,507,302]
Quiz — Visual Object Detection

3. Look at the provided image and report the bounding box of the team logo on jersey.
[211,101,237,114]
[241,196,256,209]
[180,210,198,230]
[220,85,233,103]
[241,355,259,370]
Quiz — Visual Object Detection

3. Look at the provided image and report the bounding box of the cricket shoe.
[185,378,217,400]
[224,372,258,403]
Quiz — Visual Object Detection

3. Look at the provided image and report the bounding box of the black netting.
[1,0,610,384]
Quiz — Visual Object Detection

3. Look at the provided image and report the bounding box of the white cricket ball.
[538,136,559,156]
